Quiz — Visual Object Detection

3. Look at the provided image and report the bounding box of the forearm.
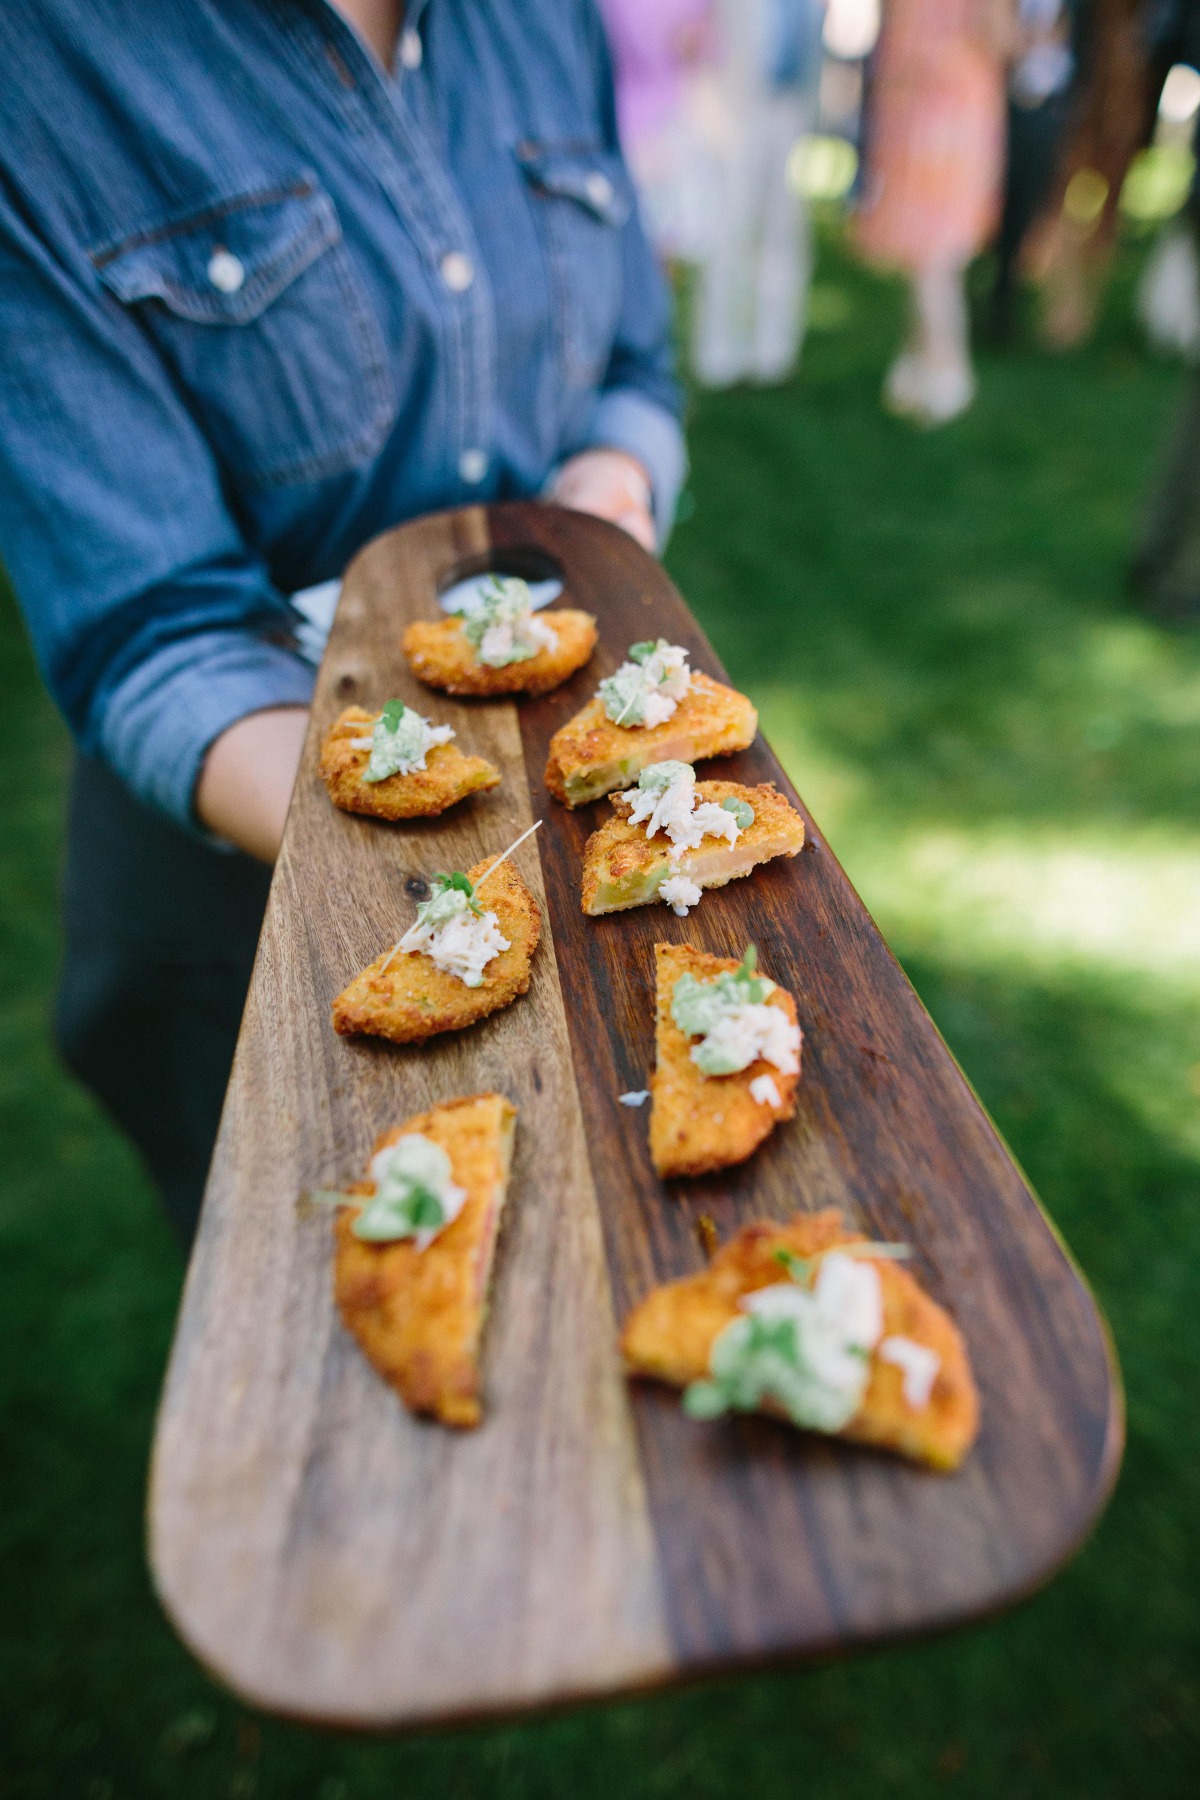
[570,388,688,546]
[194,705,310,863]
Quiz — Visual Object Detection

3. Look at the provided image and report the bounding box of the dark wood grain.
[149,504,1122,1726]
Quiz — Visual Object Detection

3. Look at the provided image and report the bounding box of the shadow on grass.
[2,932,1197,1798]
[667,240,1200,838]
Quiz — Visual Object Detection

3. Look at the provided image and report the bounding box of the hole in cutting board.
[437,547,564,616]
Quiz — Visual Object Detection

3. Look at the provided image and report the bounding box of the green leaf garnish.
[774,1247,813,1284]
[431,870,483,914]
[379,698,406,732]
[628,639,659,664]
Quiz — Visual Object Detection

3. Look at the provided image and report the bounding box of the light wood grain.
[149,509,670,1725]
[149,505,1122,1727]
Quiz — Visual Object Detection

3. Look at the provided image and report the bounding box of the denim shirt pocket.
[515,143,633,392]
[92,176,395,488]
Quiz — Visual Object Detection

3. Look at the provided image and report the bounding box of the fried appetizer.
[332,841,541,1043]
[319,701,501,820]
[332,1093,517,1427]
[621,1209,979,1471]
[545,637,757,806]
[581,761,805,917]
[403,575,596,698]
[649,942,801,1177]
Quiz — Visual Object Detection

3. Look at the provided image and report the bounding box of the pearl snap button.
[399,28,423,69]
[458,448,487,484]
[584,171,614,210]
[206,249,245,294]
[439,251,474,293]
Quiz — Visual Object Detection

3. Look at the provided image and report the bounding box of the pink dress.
[854,0,1006,273]
[597,0,713,156]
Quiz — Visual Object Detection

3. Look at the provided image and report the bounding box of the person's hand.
[195,705,310,863]
[549,448,656,552]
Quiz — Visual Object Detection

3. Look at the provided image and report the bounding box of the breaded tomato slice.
[581,779,804,915]
[334,1092,517,1428]
[649,942,800,1178]
[319,705,501,820]
[545,671,757,807]
[331,857,540,1043]
[621,1209,979,1471]
[402,609,597,697]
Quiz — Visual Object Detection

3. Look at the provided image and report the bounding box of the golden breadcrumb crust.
[649,942,800,1177]
[334,1092,517,1428]
[580,779,805,915]
[402,609,597,697]
[331,857,541,1043]
[544,671,758,806]
[318,706,501,820]
[621,1209,979,1471]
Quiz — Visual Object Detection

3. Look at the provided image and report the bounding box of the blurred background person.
[853,0,1013,424]
[598,0,719,264]
[990,0,1079,340]
[691,0,828,386]
[1030,0,1200,348]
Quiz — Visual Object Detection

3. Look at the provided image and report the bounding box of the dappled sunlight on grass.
[861,826,1200,987]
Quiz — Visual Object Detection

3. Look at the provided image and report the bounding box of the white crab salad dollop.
[352,700,455,782]
[670,945,800,1077]
[351,1132,467,1250]
[684,1250,884,1432]
[659,872,703,917]
[627,761,742,856]
[463,576,557,668]
[598,638,691,728]
[398,874,510,987]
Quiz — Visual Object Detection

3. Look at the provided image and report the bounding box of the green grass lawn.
[2,235,1199,1799]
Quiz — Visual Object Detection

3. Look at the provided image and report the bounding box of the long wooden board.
[149,503,1122,1726]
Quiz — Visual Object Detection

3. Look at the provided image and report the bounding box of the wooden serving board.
[149,503,1122,1728]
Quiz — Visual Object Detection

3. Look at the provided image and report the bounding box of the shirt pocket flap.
[514,143,633,227]
[92,178,341,326]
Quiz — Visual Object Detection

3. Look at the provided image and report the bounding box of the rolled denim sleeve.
[578,386,687,546]
[0,184,311,828]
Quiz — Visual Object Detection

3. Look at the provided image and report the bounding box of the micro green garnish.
[682,1248,886,1431]
[774,1241,911,1275]
[682,1312,805,1421]
[774,1247,813,1284]
[461,575,544,664]
[345,1133,467,1245]
[376,820,542,975]
[301,1183,447,1235]
[721,795,755,830]
[670,944,771,1042]
[600,638,688,726]
[360,699,455,783]
[431,870,483,915]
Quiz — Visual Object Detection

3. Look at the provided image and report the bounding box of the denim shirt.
[0,0,685,826]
